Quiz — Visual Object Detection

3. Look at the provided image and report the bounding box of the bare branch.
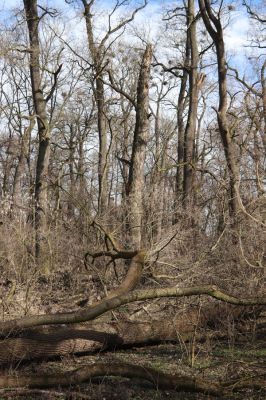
[45,64,63,103]
[99,1,148,50]
[242,0,266,23]
[0,282,265,337]
[104,69,137,108]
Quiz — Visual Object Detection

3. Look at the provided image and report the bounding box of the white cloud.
[224,13,250,51]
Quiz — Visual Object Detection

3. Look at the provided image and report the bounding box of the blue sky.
[0,0,253,66]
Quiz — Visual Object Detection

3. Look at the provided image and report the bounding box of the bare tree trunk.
[199,0,239,218]
[126,44,153,248]
[175,51,189,199]
[96,78,108,214]
[183,0,205,207]
[261,60,266,151]
[1,304,261,364]
[23,0,51,266]
[120,98,131,201]
[149,95,168,242]
[67,124,75,217]
[151,101,163,241]
[2,137,13,198]
[82,0,108,215]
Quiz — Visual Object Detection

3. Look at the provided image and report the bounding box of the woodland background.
[0,0,265,399]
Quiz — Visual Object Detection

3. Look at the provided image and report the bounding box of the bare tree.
[126,44,153,248]
[78,0,147,215]
[23,0,52,264]
[198,0,240,218]
[183,0,205,207]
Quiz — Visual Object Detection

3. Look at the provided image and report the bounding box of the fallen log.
[0,362,222,396]
[0,328,122,365]
[0,361,265,397]
[1,304,263,365]
[1,284,265,337]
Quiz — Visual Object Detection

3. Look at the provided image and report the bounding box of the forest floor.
[1,272,265,399]
[0,264,266,400]
[5,335,265,400]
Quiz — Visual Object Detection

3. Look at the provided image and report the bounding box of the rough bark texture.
[149,91,166,240]
[126,44,153,248]
[261,60,266,151]
[198,0,239,217]
[1,304,262,365]
[23,0,51,265]
[0,329,122,365]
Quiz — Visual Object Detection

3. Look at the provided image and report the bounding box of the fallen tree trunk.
[0,318,195,365]
[0,361,265,397]
[0,328,122,365]
[1,304,263,365]
[0,362,224,396]
[1,284,265,337]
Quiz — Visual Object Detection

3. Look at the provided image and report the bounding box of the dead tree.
[126,44,153,248]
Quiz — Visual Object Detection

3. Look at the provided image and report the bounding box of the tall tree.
[23,0,51,264]
[198,0,240,218]
[80,0,147,215]
[24,0,62,272]
[183,0,205,207]
[126,44,153,248]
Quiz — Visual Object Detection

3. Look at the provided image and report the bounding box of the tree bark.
[183,0,205,207]
[1,303,262,364]
[82,0,108,215]
[198,0,240,218]
[126,44,153,248]
[1,281,265,337]
[175,46,189,201]
[23,0,51,265]
[0,362,223,395]
[0,361,264,395]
